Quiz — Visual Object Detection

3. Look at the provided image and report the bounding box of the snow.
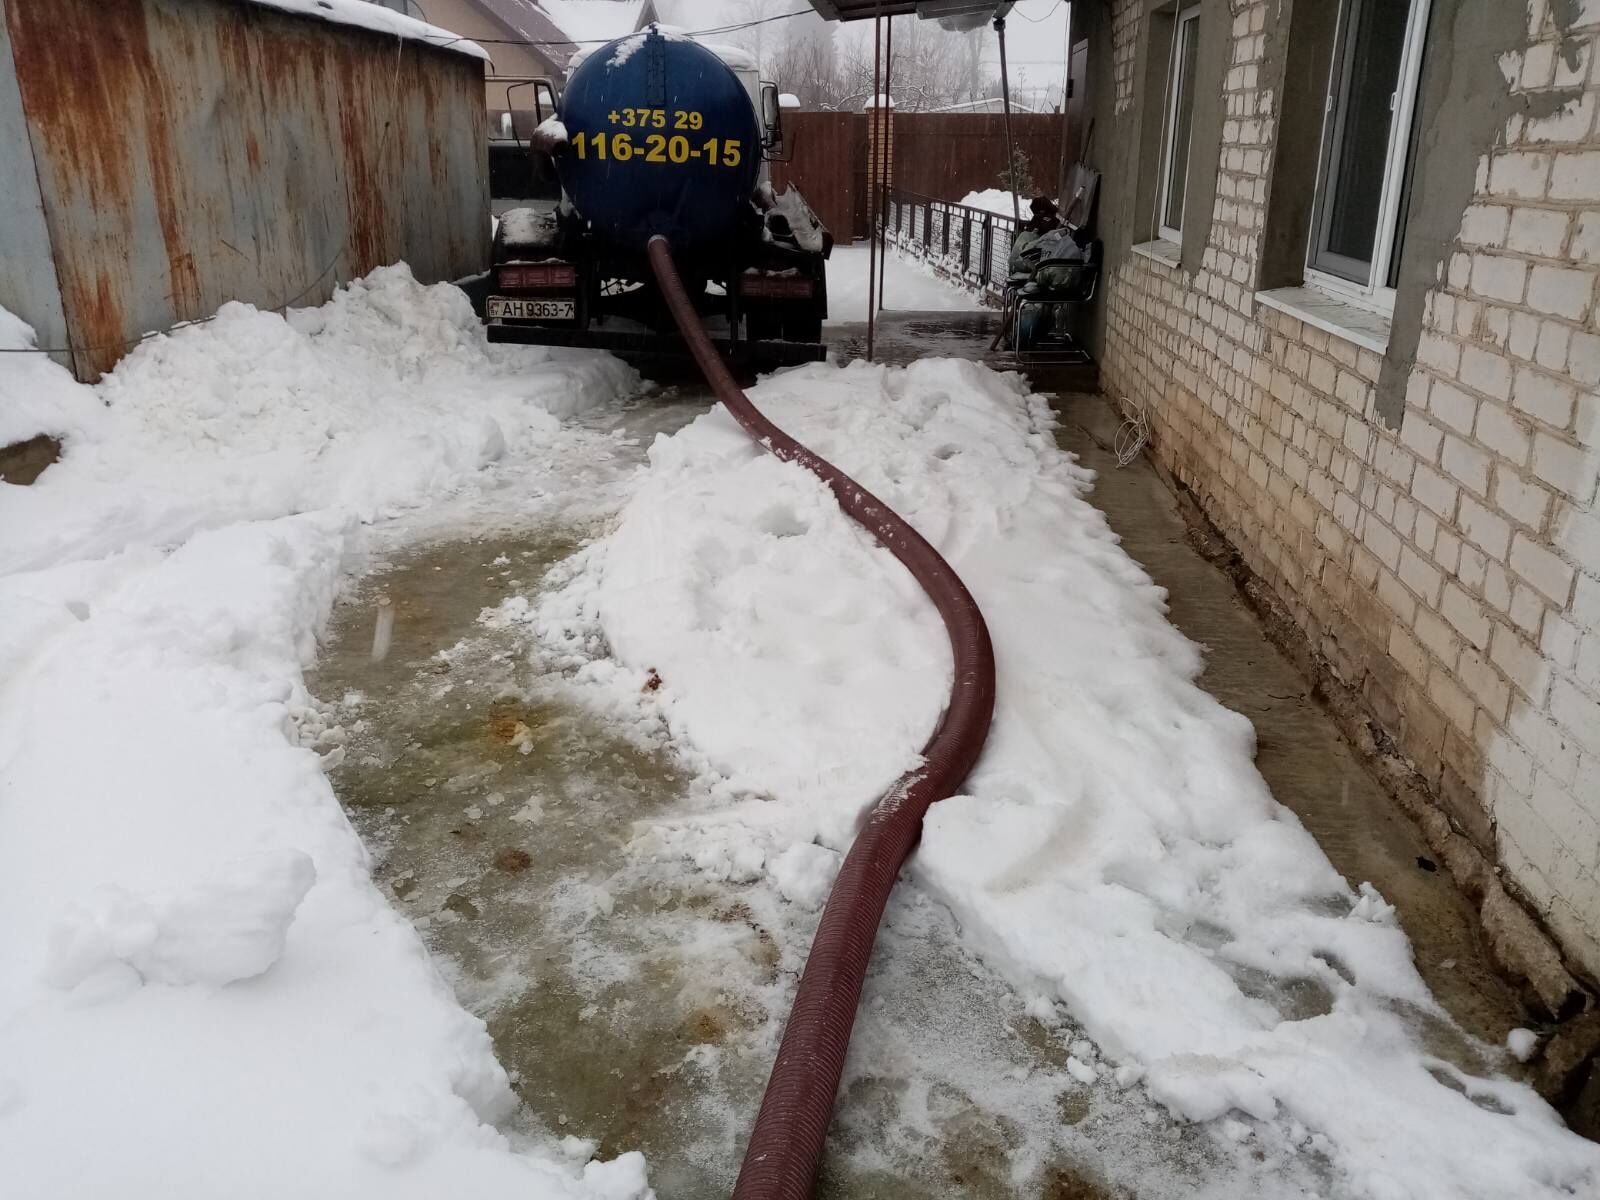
[825,242,979,322]
[0,269,649,1198]
[45,848,317,992]
[500,205,562,251]
[759,182,827,255]
[244,0,488,60]
[588,27,757,72]
[0,265,634,576]
[531,115,570,152]
[769,843,843,911]
[778,92,801,109]
[1507,1027,1540,1062]
[0,309,104,449]
[961,188,1025,217]
[862,94,896,109]
[530,358,1600,1200]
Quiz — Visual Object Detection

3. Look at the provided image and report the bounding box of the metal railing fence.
[882,187,1020,305]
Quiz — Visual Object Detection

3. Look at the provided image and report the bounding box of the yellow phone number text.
[571,131,743,167]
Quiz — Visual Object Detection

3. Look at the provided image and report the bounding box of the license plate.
[488,296,575,320]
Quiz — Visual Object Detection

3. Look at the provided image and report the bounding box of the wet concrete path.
[1051,393,1530,1051]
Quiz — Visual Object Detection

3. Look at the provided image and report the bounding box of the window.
[1305,0,1431,312]
[1157,6,1200,243]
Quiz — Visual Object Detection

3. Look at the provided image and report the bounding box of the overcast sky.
[685,1,1074,109]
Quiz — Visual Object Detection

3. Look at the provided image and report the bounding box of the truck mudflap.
[485,321,827,367]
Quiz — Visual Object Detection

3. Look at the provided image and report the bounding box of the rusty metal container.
[0,0,488,381]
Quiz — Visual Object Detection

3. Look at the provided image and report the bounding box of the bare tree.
[765,13,844,110]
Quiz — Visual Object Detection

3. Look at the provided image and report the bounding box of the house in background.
[413,1,658,130]
[1074,0,1600,998]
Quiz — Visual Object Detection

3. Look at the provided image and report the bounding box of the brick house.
[1075,0,1600,992]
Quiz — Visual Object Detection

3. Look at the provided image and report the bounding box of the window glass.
[1323,0,1409,266]
[1160,9,1200,239]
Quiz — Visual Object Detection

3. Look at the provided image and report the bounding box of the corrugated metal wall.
[0,5,68,358]
[1,0,488,381]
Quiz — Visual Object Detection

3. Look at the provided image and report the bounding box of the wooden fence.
[772,111,1066,243]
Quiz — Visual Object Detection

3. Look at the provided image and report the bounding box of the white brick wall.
[1099,0,1600,978]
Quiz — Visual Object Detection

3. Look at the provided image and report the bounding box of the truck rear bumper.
[485,323,827,368]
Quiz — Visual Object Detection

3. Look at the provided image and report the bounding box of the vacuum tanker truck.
[484,27,832,367]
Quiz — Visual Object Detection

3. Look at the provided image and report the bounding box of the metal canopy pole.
[996,15,1021,225]
[866,9,882,361]
[877,14,893,314]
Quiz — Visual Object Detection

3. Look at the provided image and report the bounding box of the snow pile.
[0,309,104,449]
[1,265,634,574]
[532,359,1600,1199]
[0,271,650,1198]
[960,188,1024,217]
[45,848,316,992]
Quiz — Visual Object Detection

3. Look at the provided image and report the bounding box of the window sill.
[1130,239,1183,269]
[1254,286,1390,354]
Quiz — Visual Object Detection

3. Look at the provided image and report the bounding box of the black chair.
[996,238,1101,364]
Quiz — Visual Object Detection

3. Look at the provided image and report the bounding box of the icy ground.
[826,242,980,323]
[2,258,1597,1199]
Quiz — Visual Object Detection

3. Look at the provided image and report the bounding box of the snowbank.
[0,309,104,449]
[531,359,1600,1199]
[0,269,648,1198]
[0,266,634,575]
[960,188,1024,217]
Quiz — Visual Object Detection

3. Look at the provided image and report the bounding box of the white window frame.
[1303,0,1432,317]
[1156,5,1200,245]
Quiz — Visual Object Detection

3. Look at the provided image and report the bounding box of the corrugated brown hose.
[645,236,998,1199]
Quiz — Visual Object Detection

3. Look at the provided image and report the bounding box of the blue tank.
[557,29,761,253]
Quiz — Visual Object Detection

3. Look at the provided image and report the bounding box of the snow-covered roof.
[538,0,648,44]
[933,96,1041,114]
[243,0,489,60]
[862,93,895,110]
[468,0,575,65]
[779,93,801,108]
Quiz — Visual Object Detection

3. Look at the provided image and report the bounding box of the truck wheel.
[782,308,822,344]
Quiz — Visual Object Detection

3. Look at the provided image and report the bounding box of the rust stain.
[7,0,483,377]
[6,0,137,205]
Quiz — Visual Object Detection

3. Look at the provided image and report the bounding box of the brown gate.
[770,112,858,246]
[890,113,1064,203]
[770,110,1069,245]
